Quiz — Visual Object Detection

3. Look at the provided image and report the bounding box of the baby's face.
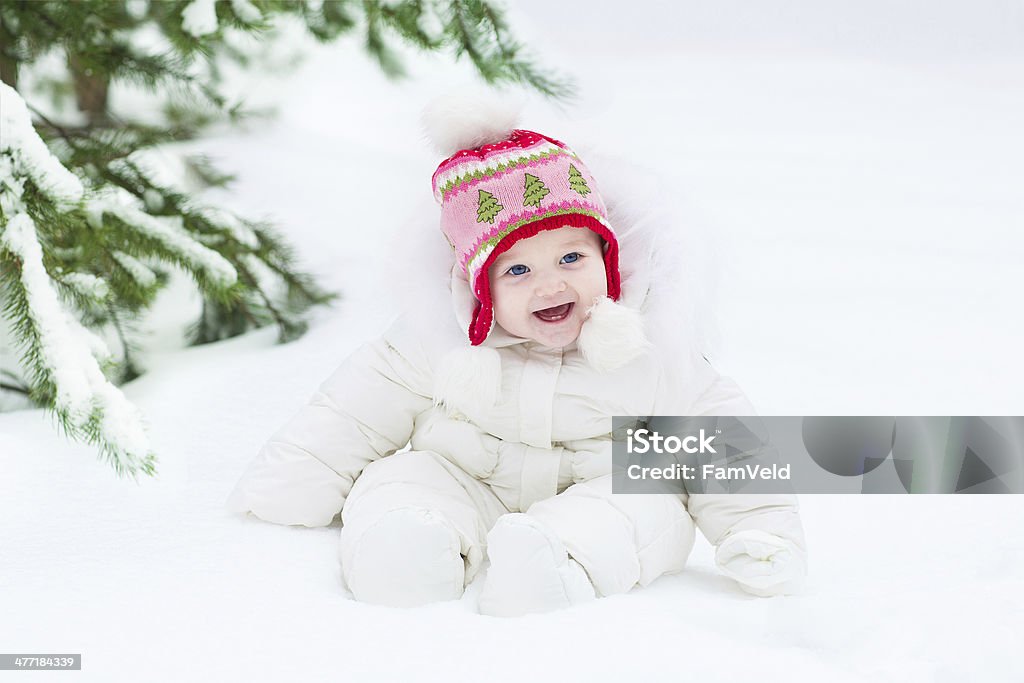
[488,226,608,348]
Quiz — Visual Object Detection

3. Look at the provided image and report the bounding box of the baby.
[228,106,807,615]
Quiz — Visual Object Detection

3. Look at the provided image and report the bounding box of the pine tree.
[568,164,590,196]
[522,173,549,207]
[476,189,503,223]
[0,0,572,477]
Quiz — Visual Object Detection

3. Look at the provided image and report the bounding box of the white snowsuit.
[228,157,808,612]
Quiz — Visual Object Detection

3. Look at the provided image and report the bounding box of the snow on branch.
[0,83,83,208]
[182,0,219,38]
[62,272,111,303]
[91,189,238,288]
[1,215,152,472]
[199,206,259,249]
[230,0,262,24]
[111,251,158,288]
[1,83,153,475]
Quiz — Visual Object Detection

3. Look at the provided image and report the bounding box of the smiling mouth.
[533,302,574,323]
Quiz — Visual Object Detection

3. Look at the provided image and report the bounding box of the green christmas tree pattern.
[522,173,551,207]
[568,164,591,196]
[477,189,504,223]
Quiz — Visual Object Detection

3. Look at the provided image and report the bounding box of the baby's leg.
[479,474,695,616]
[340,450,506,607]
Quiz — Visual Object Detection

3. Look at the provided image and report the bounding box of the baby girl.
[228,101,807,615]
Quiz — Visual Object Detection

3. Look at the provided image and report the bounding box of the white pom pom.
[577,297,651,373]
[420,87,525,156]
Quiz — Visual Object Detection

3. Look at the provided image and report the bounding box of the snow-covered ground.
[2,3,1023,681]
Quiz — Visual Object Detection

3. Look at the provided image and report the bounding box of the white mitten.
[715,529,807,597]
[411,407,500,479]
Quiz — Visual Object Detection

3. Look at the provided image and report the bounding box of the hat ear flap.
[577,297,650,373]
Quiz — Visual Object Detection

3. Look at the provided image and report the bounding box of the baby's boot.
[341,506,466,607]
[478,513,595,617]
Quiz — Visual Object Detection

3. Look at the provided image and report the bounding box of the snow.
[0,214,148,463]
[67,313,114,366]
[2,2,1023,681]
[181,0,218,38]
[229,0,262,25]
[62,272,110,302]
[111,251,158,288]
[0,86,155,466]
[199,206,259,249]
[124,0,148,21]
[0,82,84,207]
[93,190,238,288]
[417,1,445,43]
[1,216,90,416]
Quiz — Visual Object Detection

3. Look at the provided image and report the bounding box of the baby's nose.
[535,276,568,298]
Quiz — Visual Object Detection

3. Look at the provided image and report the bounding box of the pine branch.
[106,304,141,383]
[475,1,574,99]
[0,382,30,396]
[1,369,30,396]
[2,0,571,480]
[235,257,304,342]
[19,91,321,356]
[449,1,574,99]
[293,0,358,42]
[363,0,407,78]
[0,222,155,478]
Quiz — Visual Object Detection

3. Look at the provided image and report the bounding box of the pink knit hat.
[431,129,620,345]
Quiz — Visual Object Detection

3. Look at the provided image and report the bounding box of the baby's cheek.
[490,289,516,328]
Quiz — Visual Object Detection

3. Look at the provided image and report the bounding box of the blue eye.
[507,264,529,276]
[560,252,581,264]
